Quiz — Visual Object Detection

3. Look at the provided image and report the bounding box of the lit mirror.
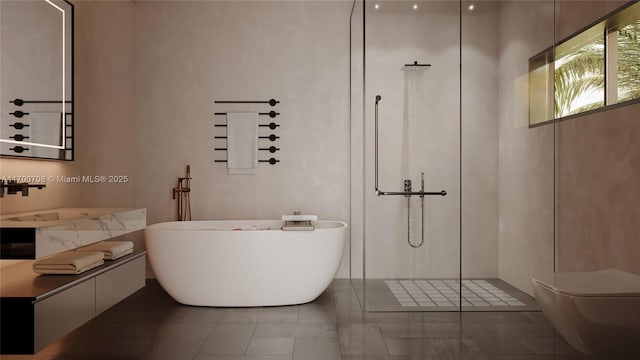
[0,0,73,160]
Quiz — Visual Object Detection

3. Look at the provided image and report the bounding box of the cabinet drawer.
[95,256,145,315]
[34,279,95,352]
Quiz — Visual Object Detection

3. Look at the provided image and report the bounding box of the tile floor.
[8,279,593,360]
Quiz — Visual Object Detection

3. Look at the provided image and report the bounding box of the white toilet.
[531,268,640,358]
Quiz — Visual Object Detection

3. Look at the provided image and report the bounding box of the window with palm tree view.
[529,2,640,126]
[616,19,640,103]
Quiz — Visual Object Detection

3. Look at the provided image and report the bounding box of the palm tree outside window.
[529,1,640,127]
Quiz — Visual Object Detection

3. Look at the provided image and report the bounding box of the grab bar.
[375,95,381,192]
[373,94,447,197]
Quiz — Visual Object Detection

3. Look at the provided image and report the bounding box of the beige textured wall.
[132,1,352,277]
[557,104,640,274]
[556,0,640,275]
[556,0,629,39]
[497,1,555,296]
[461,1,500,279]
[72,0,136,209]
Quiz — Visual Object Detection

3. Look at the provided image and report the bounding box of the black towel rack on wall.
[213,98,281,168]
[9,111,72,118]
[214,158,279,165]
[10,98,72,106]
[214,111,279,118]
[214,99,279,106]
[214,134,280,141]
[215,122,280,130]
[4,98,74,160]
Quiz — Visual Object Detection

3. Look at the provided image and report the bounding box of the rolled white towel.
[281,214,318,222]
[33,250,104,275]
[75,240,134,260]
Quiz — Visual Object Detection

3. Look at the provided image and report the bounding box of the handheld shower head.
[375,95,382,104]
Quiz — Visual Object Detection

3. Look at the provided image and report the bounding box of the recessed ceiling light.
[468,4,475,11]
[374,3,380,10]
[412,4,419,10]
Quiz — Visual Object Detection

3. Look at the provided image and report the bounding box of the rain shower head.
[375,95,382,104]
[404,61,431,67]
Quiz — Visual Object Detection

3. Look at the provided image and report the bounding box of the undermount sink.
[0,208,147,259]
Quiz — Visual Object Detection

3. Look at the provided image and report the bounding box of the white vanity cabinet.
[34,277,96,352]
[0,244,146,354]
[95,254,146,315]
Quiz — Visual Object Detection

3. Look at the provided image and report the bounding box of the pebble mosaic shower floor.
[385,279,527,307]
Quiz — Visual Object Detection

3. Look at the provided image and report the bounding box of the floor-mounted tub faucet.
[172,165,191,221]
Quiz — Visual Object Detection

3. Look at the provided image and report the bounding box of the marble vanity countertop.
[0,208,140,228]
[0,208,147,259]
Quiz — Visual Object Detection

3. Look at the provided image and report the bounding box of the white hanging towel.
[227,112,259,174]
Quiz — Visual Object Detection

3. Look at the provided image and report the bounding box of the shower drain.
[385,279,526,307]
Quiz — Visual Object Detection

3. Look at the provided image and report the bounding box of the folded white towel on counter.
[281,214,318,222]
[33,251,104,275]
[75,240,134,260]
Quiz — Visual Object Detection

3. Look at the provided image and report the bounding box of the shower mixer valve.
[404,179,412,197]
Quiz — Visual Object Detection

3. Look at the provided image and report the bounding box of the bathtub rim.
[145,219,348,231]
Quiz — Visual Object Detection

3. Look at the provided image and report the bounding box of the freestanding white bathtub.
[145,220,347,307]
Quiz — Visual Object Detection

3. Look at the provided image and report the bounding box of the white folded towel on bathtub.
[281,214,318,222]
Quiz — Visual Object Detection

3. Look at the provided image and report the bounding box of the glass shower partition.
[351,0,555,312]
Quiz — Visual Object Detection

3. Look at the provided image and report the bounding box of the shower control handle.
[404,179,412,198]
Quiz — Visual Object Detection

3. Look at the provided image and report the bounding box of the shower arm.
[374,95,447,197]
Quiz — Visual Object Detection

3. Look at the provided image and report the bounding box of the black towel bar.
[10,98,73,106]
[9,134,29,141]
[214,158,279,165]
[260,146,280,153]
[213,135,279,141]
[214,122,279,129]
[9,146,29,153]
[260,135,279,141]
[9,111,72,118]
[9,111,29,118]
[214,146,279,153]
[9,122,29,129]
[214,99,279,106]
[214,111,279,118]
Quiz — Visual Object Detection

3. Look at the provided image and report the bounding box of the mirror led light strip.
[0,0,67,150]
